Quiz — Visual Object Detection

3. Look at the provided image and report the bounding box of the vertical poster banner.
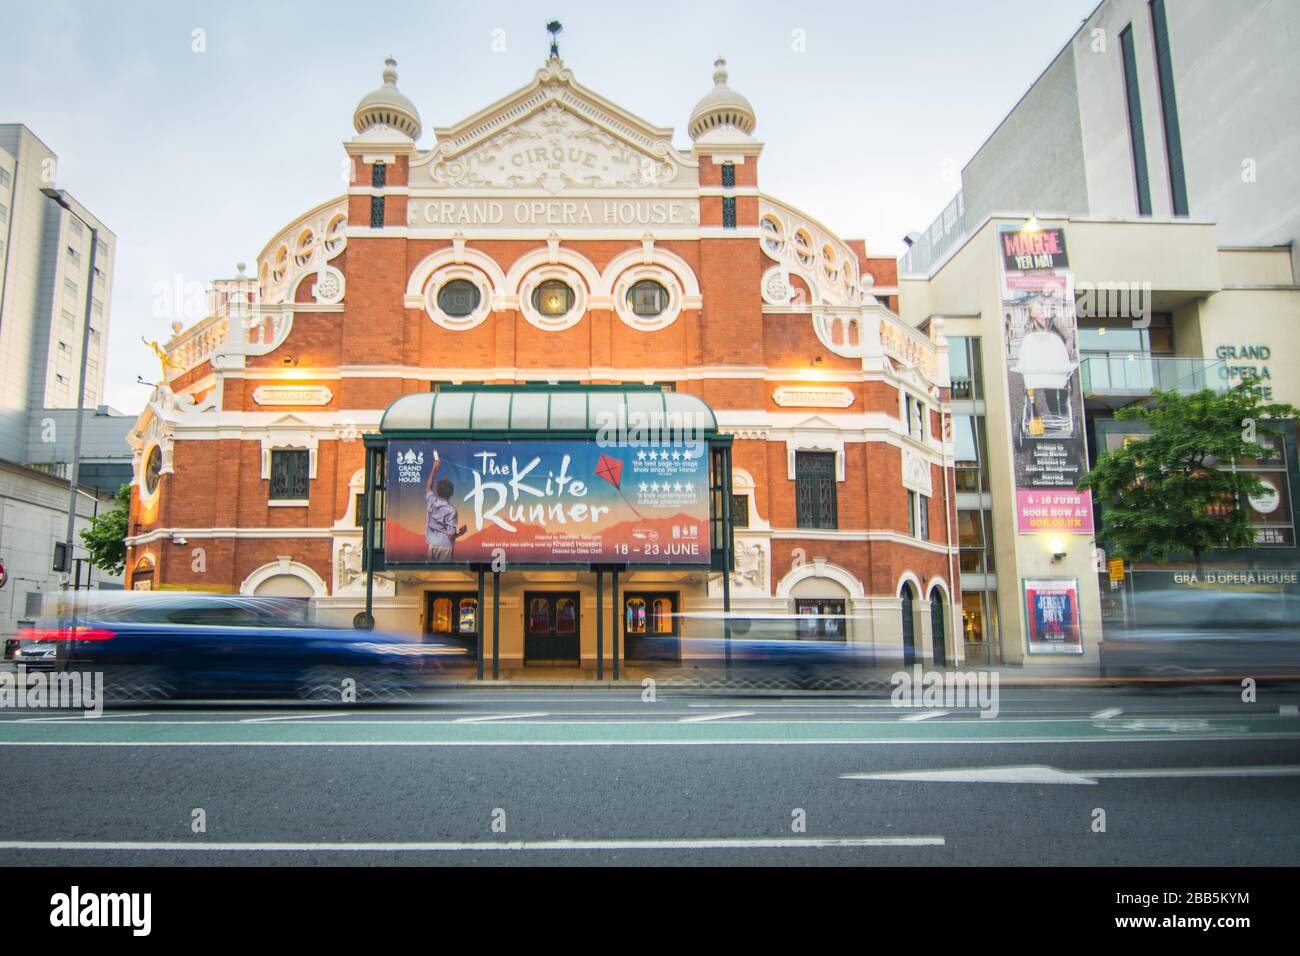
[999,223,1094,534]
[383,439,711,566]
[1022,578,1084,655]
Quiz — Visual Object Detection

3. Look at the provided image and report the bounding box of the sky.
[0,0,1099,416]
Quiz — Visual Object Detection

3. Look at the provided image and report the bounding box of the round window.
[144,445,162,496]
[626,279,668,317]
[532,280,574,318]
[437,279,482,317]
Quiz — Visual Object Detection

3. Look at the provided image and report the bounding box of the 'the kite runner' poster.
[383,440,711,566]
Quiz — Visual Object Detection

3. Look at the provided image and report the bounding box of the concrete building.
[899,214,1299,663]
[123,55,961,672]
[0,460,123,640]
[0,125,116,459]
[902,0,1300,279]
[22,405,135,494]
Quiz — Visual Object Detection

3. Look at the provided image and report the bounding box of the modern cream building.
[900,213,1300,665]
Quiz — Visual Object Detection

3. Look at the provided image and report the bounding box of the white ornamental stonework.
[252,385,334,407]
[772,386,855,408]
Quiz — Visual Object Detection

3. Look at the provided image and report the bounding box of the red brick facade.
[125,56,959,662]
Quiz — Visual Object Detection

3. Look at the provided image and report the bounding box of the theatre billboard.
[384,440,710,566]
[999,223,1095,534]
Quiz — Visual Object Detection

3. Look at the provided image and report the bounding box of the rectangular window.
[904,395,926,440]
[0,167,11,188]
[795,598,847,640]
[721,162,735,188]
[66,246,81,266]
[624,592,679,636]
[0,203,8,224]
[68,217,84,237]
[954,414,990,494]
[355,493,366,528]
[427,592,479,637]
[907,490,917,537]
[92,298,104,316]
[918,494,930,540]
[732,494,750,528]
[795,451,837,529]
[1149,0,1188,216]
[371,162,387,188]
[1119,25,1153,216]
[63,278,78,299]
[269,449,310,500]
[949,336,984,400]
[958,509,996,573]
[721,196,736,229]
[370,195,385,228]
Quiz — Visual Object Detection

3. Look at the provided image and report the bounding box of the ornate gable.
[412,57,696,192]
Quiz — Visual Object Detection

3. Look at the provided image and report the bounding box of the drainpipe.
[941,404,958,667]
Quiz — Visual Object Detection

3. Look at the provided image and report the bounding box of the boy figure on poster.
[425,453,467,562]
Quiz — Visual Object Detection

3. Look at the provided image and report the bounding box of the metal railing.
[1080,353,1226,395]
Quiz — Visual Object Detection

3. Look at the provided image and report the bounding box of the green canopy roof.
[378,387,719,435]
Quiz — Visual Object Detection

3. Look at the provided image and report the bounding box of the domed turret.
[353,57,421,141]
[688,57,756,142]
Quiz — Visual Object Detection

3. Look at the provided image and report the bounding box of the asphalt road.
[1,683,1297,866]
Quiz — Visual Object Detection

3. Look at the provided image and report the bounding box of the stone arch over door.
[240,557,329,599]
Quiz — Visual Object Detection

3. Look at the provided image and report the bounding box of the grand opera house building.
[124,52,962,672]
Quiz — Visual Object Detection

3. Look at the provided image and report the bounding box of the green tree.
[1078,383,1296,569]
[80,483,131,576]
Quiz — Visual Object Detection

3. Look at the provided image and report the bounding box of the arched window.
[432,597,453,633]
[529,597,549,633]
[555,597,576,633]
[626,597,647,634]
[651,598,673,633]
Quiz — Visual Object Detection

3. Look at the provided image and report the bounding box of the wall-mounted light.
[1050,536,1067,562]
[172,536,188,546]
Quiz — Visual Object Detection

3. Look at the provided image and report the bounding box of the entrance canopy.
[378,386,718,436]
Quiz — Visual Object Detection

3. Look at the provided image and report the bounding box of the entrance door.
[901,583,916,666]
[426,592,479,658]
[930,590,946,666]
[524,592,580,664]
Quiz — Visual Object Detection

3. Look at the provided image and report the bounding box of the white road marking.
[679,711,755,723]
[0,835,944,853]
[452,712,550,723]
[13,712,151,723]
[1090,708,1123,719]
[843,764,1300,785]
[846,766,1097,785]
[240,712,349,723]
[899,710,949,722]
[1281,705,1299,717]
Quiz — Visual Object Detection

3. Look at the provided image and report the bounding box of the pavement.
[1,682,1297,866]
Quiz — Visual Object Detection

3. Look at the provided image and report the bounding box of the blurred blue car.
[4,593,444,702]
[672,610,881,687]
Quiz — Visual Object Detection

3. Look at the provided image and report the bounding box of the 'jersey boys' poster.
[1023,578,1083,655]
[383,440,710,566]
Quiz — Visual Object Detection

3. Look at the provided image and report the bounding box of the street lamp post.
[41,188,98,585]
